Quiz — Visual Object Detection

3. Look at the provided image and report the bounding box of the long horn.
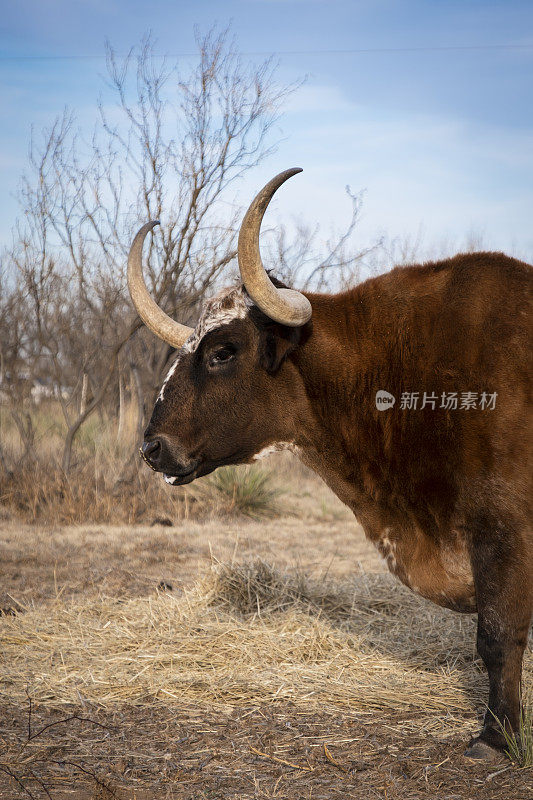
[238,168,312,326]
[127,221,193,349]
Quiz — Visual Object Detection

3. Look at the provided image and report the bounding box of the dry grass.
[2,559,531,737]
[497,693,533,769]
[1,518,532,798]
[0,461,199,524]
[204,557,367,619]
[2,403,532,796]
[0,401,287,525]
[0,462,284,525]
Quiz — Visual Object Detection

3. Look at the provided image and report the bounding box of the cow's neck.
[291,285,385,514]
[290,283,436,528]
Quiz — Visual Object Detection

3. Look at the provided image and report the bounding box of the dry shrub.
[0,462,190,524]
[0,401,288,524]
[0,460,281,525]
[207,466,282,517]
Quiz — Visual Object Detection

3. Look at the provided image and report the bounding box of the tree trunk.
[61,352,120,473]
[117,369,126,441]
[80,372,89,416]
[130,363,145,445]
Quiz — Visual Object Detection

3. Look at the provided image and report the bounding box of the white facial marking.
[158,356,181,402]
[164,474,179,485]
[182,286,249,354]
[157,286,251,402]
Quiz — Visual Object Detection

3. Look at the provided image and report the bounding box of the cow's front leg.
[465,516,532,760]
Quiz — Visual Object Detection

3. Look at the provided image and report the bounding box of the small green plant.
[208,465,281,518]
[494,696,533,768]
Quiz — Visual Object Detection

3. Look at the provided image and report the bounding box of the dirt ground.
[1,486,532,799]
[2,699,531,800]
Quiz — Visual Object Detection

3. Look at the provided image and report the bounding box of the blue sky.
[1,0,533,262]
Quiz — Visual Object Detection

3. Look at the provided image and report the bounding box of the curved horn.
[127,221,193,349]
[238,168,312,326]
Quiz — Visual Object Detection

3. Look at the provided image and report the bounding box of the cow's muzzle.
[140,435,198,483]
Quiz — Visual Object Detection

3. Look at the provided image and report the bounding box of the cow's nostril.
[141,439,162,466]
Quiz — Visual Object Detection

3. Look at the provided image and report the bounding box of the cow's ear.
[246,278,308,374]
[259,325,301,374]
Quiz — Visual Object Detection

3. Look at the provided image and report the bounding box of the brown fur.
[142,251,532,754]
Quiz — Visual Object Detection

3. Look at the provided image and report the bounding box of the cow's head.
[127,169,313,485]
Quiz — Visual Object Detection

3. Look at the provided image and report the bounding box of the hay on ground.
[1,560,532,744]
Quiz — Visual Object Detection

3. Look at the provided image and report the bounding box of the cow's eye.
[207,346,236,369]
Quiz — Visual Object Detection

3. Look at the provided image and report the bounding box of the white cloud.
[248,83,533,261]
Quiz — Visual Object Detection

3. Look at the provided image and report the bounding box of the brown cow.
[128,169,532,760]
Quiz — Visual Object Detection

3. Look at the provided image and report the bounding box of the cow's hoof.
[463,739,507,763]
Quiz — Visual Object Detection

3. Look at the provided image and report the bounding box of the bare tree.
[263,187,384,291]
[4,27,295,472]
